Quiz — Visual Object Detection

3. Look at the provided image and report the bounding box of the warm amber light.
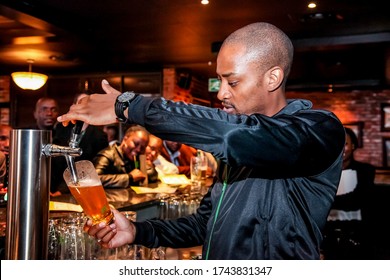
[308,2,317,8]
[11,71,48,90]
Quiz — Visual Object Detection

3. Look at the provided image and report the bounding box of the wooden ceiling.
[0,0,389,81]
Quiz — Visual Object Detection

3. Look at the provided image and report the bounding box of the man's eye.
[228,81,238,87]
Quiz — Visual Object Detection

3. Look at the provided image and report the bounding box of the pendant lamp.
[11,59,48,90]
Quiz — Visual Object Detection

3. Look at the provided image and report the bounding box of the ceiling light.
[11,59,48,90]
[201,0,209,5]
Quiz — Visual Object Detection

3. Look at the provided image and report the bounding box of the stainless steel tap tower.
[5,129,81,260]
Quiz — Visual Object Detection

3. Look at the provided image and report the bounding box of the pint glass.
[63,160,114,225]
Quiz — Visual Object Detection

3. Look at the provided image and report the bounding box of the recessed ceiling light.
[308,2,317,9]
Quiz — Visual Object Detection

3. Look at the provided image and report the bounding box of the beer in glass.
[63,160,114,225]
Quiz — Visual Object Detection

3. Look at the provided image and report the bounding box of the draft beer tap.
[66,121,85,184]
[41,121,84,184]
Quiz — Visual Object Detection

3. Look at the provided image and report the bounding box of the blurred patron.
[103,124,120,146]
[0,124,12,191]
[0,151,6,189]
[33,95,108,196]
[93,125,149,188]
[33,97,59,130]
[145,135,179,182]
[0,124,11,155]
[321,127,376,259]
[160,140,197,177]
[160,140,216,178]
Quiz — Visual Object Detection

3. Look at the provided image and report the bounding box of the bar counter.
[2,181,210,260]
[49,181,207,260]
[50,181,208,221]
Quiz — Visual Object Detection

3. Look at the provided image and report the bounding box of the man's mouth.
[222,102,235,114]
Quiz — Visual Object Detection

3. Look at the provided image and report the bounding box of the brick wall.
[286,89,390,168]
[162,68,193,103]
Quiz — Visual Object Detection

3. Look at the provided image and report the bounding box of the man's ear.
[266,67,284,92]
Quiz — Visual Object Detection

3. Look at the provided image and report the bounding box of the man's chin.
[45,121,55,126]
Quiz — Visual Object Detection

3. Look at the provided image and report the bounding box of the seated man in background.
[145,134,179,183]
[93,125,150,189]
[160,140,216,178]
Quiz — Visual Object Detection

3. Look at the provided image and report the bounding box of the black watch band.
[115,91,136,123]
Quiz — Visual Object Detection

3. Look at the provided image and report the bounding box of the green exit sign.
[208,78,220,92]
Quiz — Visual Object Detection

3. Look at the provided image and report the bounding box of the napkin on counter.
[159,174,191,186]
[131,185,178,194]
[131,175,191,194]
[49,201,83,212]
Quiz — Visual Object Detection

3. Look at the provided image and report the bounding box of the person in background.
[0,124,12,155]
[92,125,149,188]
[50,93,109,196]
[32,97,63,196]
[145,135,179,182]
[103,124,120,146]
[321,127,376,259]
[0,151,6,189]
[160,140,216,178]
[33,97,59,130]
[58,22,345,259]
[0,125,11,192]
[160,140,196,177]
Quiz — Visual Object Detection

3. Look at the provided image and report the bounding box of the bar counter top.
[51,182,165,212]
[50,179,211,222]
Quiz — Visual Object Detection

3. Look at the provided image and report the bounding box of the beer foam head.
[72,177,101,187]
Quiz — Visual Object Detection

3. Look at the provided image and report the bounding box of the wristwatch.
[115,91,136,123]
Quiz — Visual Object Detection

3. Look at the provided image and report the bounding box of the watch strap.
[115,100,128,123]
[115,91,136,123]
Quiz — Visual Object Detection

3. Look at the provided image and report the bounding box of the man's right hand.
[57,79,121,126]
[129,169,147,183]
[84,208,136,249]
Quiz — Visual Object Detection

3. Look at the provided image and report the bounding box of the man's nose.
[216,82,229,101]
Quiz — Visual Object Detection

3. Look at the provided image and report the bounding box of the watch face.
[118,91,135,102]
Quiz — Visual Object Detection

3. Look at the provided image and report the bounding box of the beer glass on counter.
[190,150,208,192]
[63,160,114,225]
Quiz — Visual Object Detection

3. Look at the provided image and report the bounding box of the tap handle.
[69,120,85,149]
[73,120,84,135]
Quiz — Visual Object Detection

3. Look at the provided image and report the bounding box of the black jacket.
[92,143,139,188]
[127,96,345,259]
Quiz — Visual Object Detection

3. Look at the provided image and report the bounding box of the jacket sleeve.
[127,96,345,176]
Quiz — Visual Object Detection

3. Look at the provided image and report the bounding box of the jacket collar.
[275,99,313,116]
